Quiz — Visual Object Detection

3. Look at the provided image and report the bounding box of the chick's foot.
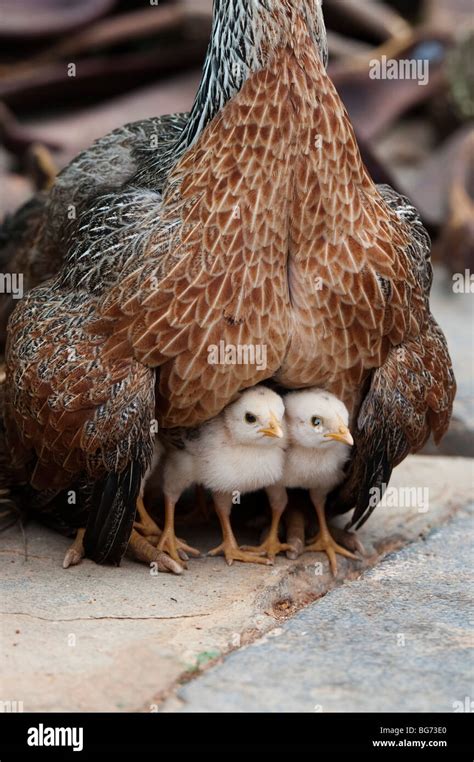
[208,537,273,566]
[157,529,200,567]
[241,534,294,561]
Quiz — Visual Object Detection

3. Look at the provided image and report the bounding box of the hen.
[4,0,455,568]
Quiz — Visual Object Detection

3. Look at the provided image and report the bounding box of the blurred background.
[0,0,472,454]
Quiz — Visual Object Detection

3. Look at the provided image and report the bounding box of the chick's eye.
[245,412,257,424]
[311,416,322,427]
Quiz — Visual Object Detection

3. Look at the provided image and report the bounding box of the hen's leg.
[284,504,306,560]
[128,529,183,574]
[133,496,162,544]
[242,485,294,560]
[306,491,358,575]
[208,492,271,566]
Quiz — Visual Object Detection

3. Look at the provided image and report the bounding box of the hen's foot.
[331,526,365,556]
[306,530,358,575]
[128,529,183,574]
[63,528,85,569]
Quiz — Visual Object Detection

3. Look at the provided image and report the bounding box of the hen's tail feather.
[345,447,395,531]
[83,461,142,565]
[327,316,455,530]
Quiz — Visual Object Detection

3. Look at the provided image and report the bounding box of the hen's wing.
[327,187,456,528]
[0,114,188,352]
[5,284,155,562]
[46,113,188,253]
[3,114,189,562]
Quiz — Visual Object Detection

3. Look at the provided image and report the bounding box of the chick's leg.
[208,492,272,566]
[63,528,85,569]
[157,494,201,566]
[306,490,358,575]
[133,495,198,559]
[241,485,294,560]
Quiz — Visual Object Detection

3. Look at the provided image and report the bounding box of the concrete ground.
[1,455,473,712]
[163,509,474,712]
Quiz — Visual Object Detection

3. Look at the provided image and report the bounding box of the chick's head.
[284,388,353,450]
[223,385,285,446]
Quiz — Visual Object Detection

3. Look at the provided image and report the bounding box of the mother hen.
[4,0,455,567]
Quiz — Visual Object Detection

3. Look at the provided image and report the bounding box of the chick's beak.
[324,423,354,446]
[258,411,284,439]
